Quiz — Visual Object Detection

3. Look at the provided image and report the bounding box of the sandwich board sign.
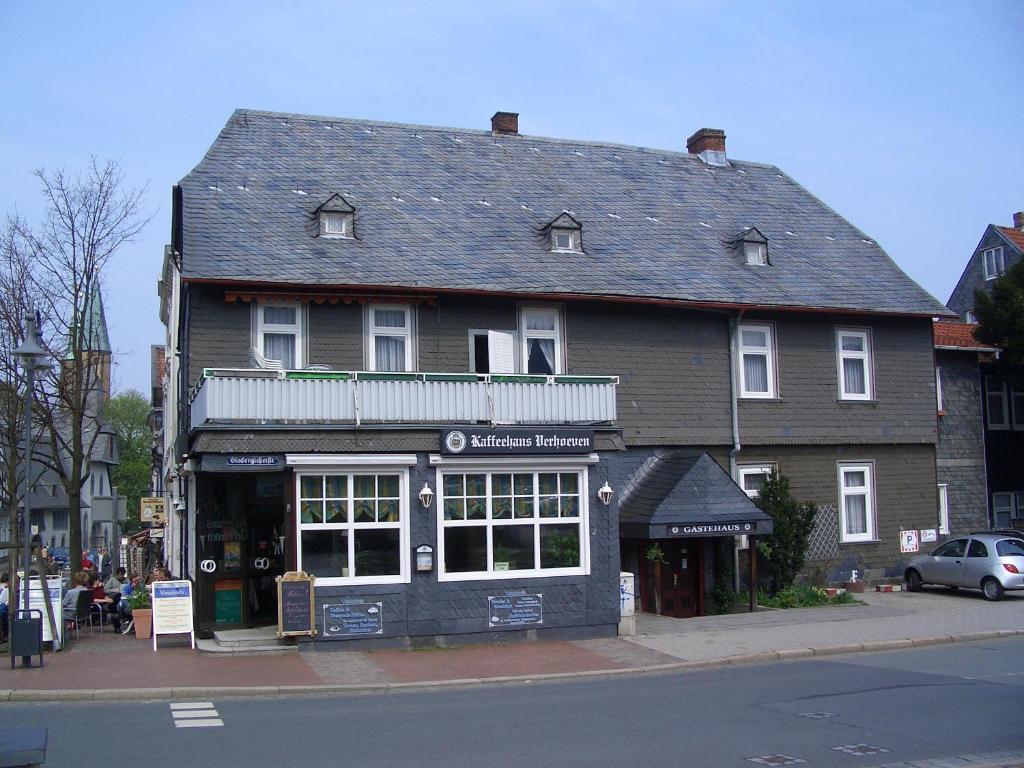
[151,580,195,651]
[28,575,63,650]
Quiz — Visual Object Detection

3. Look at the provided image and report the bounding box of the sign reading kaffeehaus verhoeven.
[441,428,595,456]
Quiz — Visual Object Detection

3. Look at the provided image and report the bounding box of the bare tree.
[7,159,149,572]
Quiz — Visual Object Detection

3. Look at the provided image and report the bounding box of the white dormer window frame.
[982,246,1005,280]
[550,228,579,252]
[366,304,415,372]
[320,211,353,239]
[744,241,767,266]
[256,300,305,369]
[836,327,874,401]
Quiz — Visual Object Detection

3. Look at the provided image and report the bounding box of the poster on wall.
[323,601,383,636]
[920,529,937,544]
[152,580,195,651]
[900,530,920,554]
[488,592,543,628]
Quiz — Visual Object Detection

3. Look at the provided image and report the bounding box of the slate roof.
[178,109,948,316]
[618,450,772,537]
[933,321,998,351]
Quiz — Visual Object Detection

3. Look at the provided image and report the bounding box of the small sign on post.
[140,497,166,524]
[151,580,195,651]
[276,571,316,638]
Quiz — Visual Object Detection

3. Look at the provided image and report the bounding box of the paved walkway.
[2,588,1021,700]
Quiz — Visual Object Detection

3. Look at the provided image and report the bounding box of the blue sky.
[1,0,1021,394]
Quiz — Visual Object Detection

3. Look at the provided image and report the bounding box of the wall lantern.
[173,498,186,512]
[418,483,434,508]
[597,481,614,506]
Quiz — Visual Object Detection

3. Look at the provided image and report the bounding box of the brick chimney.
[1013,211,1024,231]
[686,128,727,166]
[491,111,519,135]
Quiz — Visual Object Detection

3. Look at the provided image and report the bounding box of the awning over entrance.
[618,451,774,539]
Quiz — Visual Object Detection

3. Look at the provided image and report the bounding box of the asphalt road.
[7,637,1024,768]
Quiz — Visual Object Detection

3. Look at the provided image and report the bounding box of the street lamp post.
[13,310,50,619]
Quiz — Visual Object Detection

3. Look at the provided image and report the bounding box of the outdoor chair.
[250,347,284,370]
[67,590,94,640]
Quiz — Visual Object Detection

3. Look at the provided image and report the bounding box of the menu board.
[152,580,195,651]
[28,576,63,647]
[488,593,543,628]
[276,572,316,638]
[214,579,243,623]
[323,601,383,636]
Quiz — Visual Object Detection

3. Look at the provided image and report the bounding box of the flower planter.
[133,608,153,639]
[843,581,865,593]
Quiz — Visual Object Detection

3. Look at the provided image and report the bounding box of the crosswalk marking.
[170,702,223,728]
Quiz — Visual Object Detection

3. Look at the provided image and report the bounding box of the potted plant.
[125,587,152,639]
[645,543,668,616]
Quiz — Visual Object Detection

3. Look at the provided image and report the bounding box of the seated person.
[62,572,89,624]
[104,568,127,631]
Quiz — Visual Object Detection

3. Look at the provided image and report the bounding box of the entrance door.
[660,540,701,618]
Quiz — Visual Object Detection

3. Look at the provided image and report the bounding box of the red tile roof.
[933,321,998,351]
[996,226,1024,252]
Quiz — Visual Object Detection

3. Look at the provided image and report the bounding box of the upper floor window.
[1013,387,1024,431]
[520,306,563,375]
[738,465,774,498]
[937,483,949,535]
[935,367,944,413]
[257,302,304,369]
[962,309,977,323]
[367,305,413,372]
[985,377,1008,430]
[839,463,875,543]
[836,328,873,401]
[320,211,353,238]
[738,323,776,398]
[744,241,767,266]
[982,247,1005,279]
[550,228,579,252]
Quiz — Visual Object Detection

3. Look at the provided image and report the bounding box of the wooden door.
[661,539,701,618]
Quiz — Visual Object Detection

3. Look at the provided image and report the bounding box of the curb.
[3,629,1021,703]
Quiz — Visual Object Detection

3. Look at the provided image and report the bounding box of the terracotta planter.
[843,581,865,594]
[133,608,153,639]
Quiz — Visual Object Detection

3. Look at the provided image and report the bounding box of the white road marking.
[174,719,224,728]
[170,702,215,710]
[172,710,219,719]
[170,702,223,728]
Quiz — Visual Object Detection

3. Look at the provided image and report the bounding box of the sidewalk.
[2,589,1021,701]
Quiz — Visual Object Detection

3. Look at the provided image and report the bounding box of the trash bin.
[9,610,43,669]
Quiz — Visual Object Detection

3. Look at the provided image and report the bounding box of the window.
[838,463,875,543]
[937,483,949,535]
[519,306,563,375]
[935,367,944,413]
[738,465,774,499]
[468,329,515,374]
[744,241,767,266]
[837,328,873,400]
[962,309,977,324]
[967,539,988,558]
[738,323,776,398]
[257,302,303,369]
[985,378,1009,429]
[996,538,1024,557]
[550,228,578,252]
[1012,388,1024,430]
[982,246,1005,279]
[933,538,966,558]
[296,470,408,584]
[320,211,352,238]
[367,304,413,372]
[438,468,588,580]
[992,493,1014,528]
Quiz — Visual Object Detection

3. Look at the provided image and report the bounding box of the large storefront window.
[297,471,408,584]
[438,469,589,580]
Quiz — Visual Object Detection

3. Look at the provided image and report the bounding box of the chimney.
[1013,211,1024,231]
[491,111,519,135]
[686,128,728,166]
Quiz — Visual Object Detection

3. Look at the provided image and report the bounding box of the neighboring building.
[160,109,949,642]
[946,213,1024,529]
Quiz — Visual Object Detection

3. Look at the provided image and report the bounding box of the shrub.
[755,472,818,594]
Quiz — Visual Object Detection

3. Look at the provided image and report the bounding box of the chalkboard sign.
[488,593,543,628]
[276,572,316,638]
[323,601,383,636]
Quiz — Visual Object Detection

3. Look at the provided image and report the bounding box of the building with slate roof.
[159,109,957,642]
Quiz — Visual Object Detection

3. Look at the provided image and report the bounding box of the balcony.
[190,369,618,430]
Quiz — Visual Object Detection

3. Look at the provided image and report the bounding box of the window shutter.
[487,331,515,373]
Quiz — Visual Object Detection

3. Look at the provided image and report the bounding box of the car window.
[967,540,988,558]
[996,539,1024,557]
[933,539,967,558]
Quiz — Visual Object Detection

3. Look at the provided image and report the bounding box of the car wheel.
[906,569,922,592]
[981,578,1004,602]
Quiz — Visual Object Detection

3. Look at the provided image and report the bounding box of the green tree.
[105,389,152,528]
[974,260,1024,385]
[755,472,818,594]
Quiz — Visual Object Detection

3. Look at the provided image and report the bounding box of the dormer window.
[315,193,356,239]
[545,212,583,253]
[551,228,577,251]
[744,241,767,266]
[733,227,770,267]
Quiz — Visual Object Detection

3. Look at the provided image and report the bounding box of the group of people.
[61,567,131,632]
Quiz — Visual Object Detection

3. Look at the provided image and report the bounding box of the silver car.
[905,532,1024,601]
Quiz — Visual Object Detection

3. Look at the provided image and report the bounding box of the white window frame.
[256,301,305,369]
[743,241,767,266]
[550,228,579,252]
[992,492,1014,528]
[985,377,1009,430]
[366,304,415,372]
[519,305,564,375]
[738,323,777,399]
[836,327,873,401]
[982,246,1005,280]
[435,462,590,582]
[838,462,876,543]
[320,211,353,238]
[291,457,412,586]
[962,309,977,324]
[935,367,944,413]
[937,483,949,535]
[737,464,775,499]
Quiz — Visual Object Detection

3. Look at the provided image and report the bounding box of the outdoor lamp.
[418,483,434,508]
[597,481,614,506]
[173,498,186,512]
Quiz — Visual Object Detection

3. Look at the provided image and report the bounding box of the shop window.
[992,492,1014,528]
[519,306,563,375]
[838,463,875,543]
[438,469,588,580]
[296,471,408,584]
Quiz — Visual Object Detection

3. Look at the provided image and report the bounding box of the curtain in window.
[743,353,768,393]
[374,310,406,328]
[844,494,867,535]
[843,358,866,395]
[375,335,406,371]
[264,306,296,325]
[263,333,295,368]
[525,312,555,331]
[527,338,555,375]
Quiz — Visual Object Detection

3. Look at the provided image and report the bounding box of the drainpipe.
[728,311,744,593]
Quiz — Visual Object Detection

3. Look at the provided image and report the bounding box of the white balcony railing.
[190,369,618,429]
